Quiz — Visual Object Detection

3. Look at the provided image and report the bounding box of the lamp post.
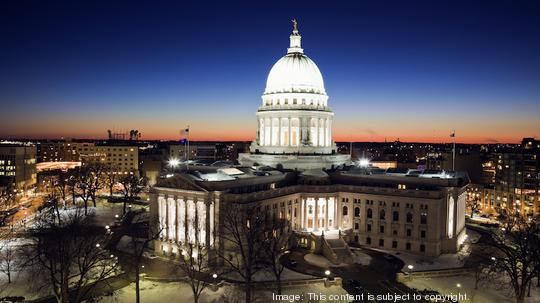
[407,264,414,281]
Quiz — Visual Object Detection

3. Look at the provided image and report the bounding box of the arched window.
[354,207,360,217]
[393,211,399,222]
[342,206,348,216]
[380,209,386,220]
[406,212,413,223]
[367,208,372,219]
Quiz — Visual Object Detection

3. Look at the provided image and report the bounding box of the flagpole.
[187,125,190,170]
[452,130,456,171]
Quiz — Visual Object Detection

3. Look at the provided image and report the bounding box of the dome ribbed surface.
[264,53,326,95]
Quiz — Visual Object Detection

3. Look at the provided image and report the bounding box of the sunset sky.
[1,1,539,143]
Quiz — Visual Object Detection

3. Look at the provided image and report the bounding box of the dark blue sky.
[1,0,539,142]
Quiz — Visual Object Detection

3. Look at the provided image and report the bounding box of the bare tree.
[104,167,119,197]
[119,175,146,215]
[175,216,215,303]
[25,208,119,303]
[480,210,540,303]
[467,193,481,218]
[260,218,291,295]
[218,204,265,303]
[0,179,17,209]
[0,231,17,284]
[124,225,162,303]
[53,171,71,205]
[76,163,105,215]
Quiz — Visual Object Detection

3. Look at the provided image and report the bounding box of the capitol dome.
[264,54,326,95]
[238,20,351,170]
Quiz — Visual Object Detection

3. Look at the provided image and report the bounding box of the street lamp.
[324,269,331,276]
[456,283,461,288]
[212,273,218,279]
[168,158,180,168]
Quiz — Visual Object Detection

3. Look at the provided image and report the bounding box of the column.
[325,198,329,231]
[336,196,341,229]
[314,198,319,231]
[288,117,292,146]
[165,196,169,240]
[178,198,186,243]
[278,117,282,146]
[303,198,308,230]
[175,197,179,243]
[158,195,166,238]
[270,118,273,147]
[197,200,206,244]
[333,197,338,229]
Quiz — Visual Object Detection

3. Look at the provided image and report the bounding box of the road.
[283,247,428,303]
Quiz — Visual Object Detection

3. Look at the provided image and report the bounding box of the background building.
[0,143,37,190]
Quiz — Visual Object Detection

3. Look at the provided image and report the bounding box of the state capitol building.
[150,22,469,263]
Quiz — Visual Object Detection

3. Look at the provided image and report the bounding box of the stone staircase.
[323,238,355,265]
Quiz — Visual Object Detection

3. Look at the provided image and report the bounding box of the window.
[354,207,360,217]
[393,230,397,235]
[379,239,384,247]
[393,211,399,222]
[407,229,411,237]
[392,241,398,248]
[420,244,425,252]
[367,224,371,232]
[367,208,372,218]
[406,212,413,223]
[379,225,385,233]
[420,213,427,224]
[406,242,411,250]
[421,230,426,238]
[366,237,371,245]
[342,206,348,216]
[355,223,359,230]
[380,209,386,220]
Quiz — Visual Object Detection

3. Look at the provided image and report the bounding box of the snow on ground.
[98,279,350,303]
[372,228,481,272]
[305,253,333,268]
[404,274,540,303]
[0,263,50,301]
[305,251,372,269]
[350,249,372,266]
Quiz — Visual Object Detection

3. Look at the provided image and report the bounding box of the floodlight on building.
[168,158,180,168]
[358,158,370,167]
[324,270,331,276]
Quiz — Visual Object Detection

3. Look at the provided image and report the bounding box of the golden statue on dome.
[292,18,298,31]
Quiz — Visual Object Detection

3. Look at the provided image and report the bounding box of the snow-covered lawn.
[98,279,350,303]
[404,274,540,303]
[304,250,372,269]
[372,228,481,272]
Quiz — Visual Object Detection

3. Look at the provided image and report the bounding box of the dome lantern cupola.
[288,19,303,54]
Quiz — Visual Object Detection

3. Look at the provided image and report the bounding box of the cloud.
[485,138,499,143]
[364,128,378,136]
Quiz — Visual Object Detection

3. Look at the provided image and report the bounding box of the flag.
[450,132,455,137]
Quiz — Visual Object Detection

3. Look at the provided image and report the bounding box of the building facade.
[78,143,139,175]
[151,168,468,259]
[481,138,540,215]
[0,144,37,190]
